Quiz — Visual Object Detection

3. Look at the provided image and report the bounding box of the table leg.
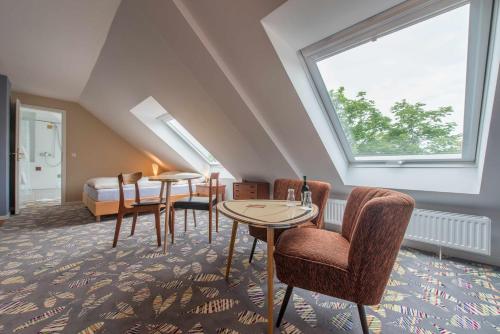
[188,179,193,196]
[225,220,238,280]
[267,227,274,334]
[163,182,172,254]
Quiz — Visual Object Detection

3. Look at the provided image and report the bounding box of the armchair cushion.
[274,228,352,301]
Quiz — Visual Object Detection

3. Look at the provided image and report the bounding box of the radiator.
[324,199,491,256]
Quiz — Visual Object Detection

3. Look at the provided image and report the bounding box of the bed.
[82,175,202,221]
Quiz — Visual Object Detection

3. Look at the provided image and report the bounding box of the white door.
[14,99,22,214]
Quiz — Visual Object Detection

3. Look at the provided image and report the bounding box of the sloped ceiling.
[79,0,296,181]
[0,0,121,101]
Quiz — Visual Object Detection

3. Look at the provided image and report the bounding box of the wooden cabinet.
[196,183,226,201]
[233,181,270,200]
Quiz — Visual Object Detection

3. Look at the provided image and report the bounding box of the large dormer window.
[302,0,494,164]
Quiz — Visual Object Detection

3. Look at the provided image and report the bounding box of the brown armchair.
[248,178,331,262]
[274,187,415,333]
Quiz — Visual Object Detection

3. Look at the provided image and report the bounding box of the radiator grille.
[324,199,491,256]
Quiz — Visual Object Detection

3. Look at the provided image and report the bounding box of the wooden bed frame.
[82,192,188,222]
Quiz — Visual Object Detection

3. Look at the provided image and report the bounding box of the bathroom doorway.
[17,105,65,209]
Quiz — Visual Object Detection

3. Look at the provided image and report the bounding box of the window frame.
[301,0,494,165]
[157,114,220,165]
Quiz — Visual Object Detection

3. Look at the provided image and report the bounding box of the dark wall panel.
[0,74,11,217]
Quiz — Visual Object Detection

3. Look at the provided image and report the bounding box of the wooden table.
[217,200,318,334]
[149,172,202,253]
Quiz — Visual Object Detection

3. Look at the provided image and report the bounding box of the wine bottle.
[301,176,309,205]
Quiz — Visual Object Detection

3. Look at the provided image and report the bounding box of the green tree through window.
[330,87,463,157]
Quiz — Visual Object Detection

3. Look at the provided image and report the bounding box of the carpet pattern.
[0,202,499,333]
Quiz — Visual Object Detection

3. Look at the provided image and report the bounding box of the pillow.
[86,177,119,189]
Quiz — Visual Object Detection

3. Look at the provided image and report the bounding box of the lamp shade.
[152,163,159,176]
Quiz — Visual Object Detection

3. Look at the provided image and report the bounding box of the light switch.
[71,153,77,158]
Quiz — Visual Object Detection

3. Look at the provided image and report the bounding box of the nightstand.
[233,181,270,200]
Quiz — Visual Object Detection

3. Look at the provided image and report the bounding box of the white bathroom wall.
[19,106,62,204]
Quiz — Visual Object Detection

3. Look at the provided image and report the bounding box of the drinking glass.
[303,191,312,209]
[286,188,296,206]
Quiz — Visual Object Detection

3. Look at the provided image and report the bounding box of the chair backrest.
[273,178,331,229]
[343,187,415,305]
[118,172,142,209]
[208,172,220,206]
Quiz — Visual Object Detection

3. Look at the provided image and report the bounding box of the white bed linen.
[83,182,197,202]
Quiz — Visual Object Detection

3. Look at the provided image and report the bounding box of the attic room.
[0,0,499,333]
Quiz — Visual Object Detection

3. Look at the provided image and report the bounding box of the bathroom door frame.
[17,104,67,207]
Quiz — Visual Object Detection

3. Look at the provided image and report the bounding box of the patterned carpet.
[0,202,499,333]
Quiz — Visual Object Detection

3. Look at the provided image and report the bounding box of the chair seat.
[173,196,216,211]
[249,221,316,243]
[274,228,352,300]
[131,200,162,207]
[276,228,349,269]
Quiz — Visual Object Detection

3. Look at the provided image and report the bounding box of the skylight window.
[158,114,219,165]
[302,0,493,164]
[131,96,233,179]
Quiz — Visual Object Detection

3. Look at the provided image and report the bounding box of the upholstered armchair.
[248,178,331,262]
[274,187,415,333]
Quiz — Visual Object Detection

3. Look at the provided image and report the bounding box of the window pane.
[317,4,469,161]
[166,119,219,164]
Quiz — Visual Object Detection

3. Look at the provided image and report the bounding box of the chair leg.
[357,304,369,334]
[276,285,293,327]
[215,206,219,233]
[249,238,258,263]
[208,208,212,244]
[130,212,138,236]
[184,209,187,232]
[112,213,123,248]
[154,209,161,247]
[170,208,175,244]
[192,210,196,227]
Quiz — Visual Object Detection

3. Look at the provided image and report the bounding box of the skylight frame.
[301,0,494,165]
[157,114,219,165]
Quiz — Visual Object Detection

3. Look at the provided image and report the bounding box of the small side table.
[149,172,202,253]
[196,183,226,201]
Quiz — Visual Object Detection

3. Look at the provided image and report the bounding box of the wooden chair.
[112,172,163,248]
[273,187,415,333]
[248,178,331,262]
[170,172,220,243]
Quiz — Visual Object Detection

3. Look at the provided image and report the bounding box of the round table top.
[149,172,202,182]
[217,200,318,228]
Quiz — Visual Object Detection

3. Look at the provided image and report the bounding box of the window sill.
[349,161,479,169]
